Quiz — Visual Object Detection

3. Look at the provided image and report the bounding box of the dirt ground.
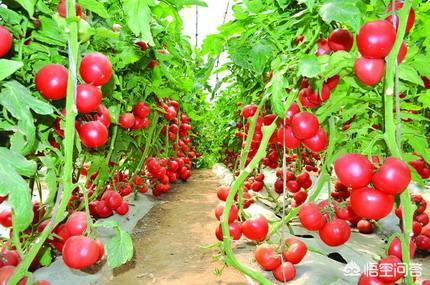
[99,169,247,285]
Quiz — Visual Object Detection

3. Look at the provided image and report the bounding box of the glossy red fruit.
[119,113,136,129]
[78,121,108,148]
[319,218,351,246]
[416,235,430,250]
[386,2,415,33]
[115,201,129,215]
[284,102,300,125]
[216,186,230,201]
[76,84,102,113]
[316,38,332,56]
[287,180,300,193]
[242,104,257,118]
[215,223,242,241]
[80,52,112,86]
[350,187,394,220]
[62,236,101,269]
[214,203,238,223]
[102,190,122,209]
[397,42,407,63]
[354,57,385,86]
[136,41,149,50]
[133,102,151,118]
[325,75,340,90]
[372,157,411,195]
[357,273,390,285]
[376,255,404,283]
[283,238,307,264]
[0,250,20,267]
[303,128,328,152]
[0,210,12,228]
[291,112,319,140]
[328,29,354,52]
[0,26,13,57]
[334,153,373,189]
[272,262,296,282]
[277,126,301,149]
[357,219,375,234]
[35,64,68,100]
[255,245,281,271]
[298,203,326,231]
[387,237,416,260]
[357,20,396,59]
[242,215,269,241]
[65,211,87,236]
[96,105,111,127]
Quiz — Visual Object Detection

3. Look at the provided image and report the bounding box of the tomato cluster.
[274,170,312,207]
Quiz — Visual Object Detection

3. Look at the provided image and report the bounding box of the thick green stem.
[9,1,79,283]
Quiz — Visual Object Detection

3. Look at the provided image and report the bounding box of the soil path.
[100,169,247,285]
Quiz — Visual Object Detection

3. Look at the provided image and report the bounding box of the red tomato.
[214,203,238,223]
[215,223,242,241]
[386,2,415,33]
[325,75,340,90]
[78,121,108,148]
[415,213,429,226]
[328,29,354,52]
[35,64,68,100]
[294,35,304,45]
[119,113,136,129]
[299,87,320,109]
[376,255,404,283]
[283,238,307,264]
[242,215,269,241]
[356,20,396,59]
[272,262,296,282]
[133,102,151,118]
[62,236,101,269]
[354,57,385,86]
[242,104,258,118]
[416,235,430,250]
[251,180,264,192]
[76,84,102,113]
[334,153,373,189]
[115,201,129,215]
[0,250,20,267]
[96,105,111,127]
[254,245,281,271]
[291,112,319,140]
[57,0,83,17]
[293,191,307,206]
[65,211,87,236]
[136,41,149,50]
[303,127,328,152]
[372,157,411,195]
[315,38,332,56]
[397,42,408,63]
[357,219,375,234]
[319,218,351,246]
[298,203,326,231]
[102,190,123,209]
[422,77,430,89]
[80,52,112,86]
[277,126,301,149]
[387,237,416,260]
[284,102,300,125]
[0,210,12,228]
[287,180,300,193]
[350,187,394,220]
[0,26,13,57]
[358,273,391,285]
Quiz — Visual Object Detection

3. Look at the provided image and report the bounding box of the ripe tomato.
[0,210,12,228]
[358,273,390,285]
[293,191,307,206]
[115,201,129,215]
[277,126,301,149]
[416,235,430,250]
[350,187,394,220]
[0,249,20,267]
[284,102,300,125]
[376,255,404,283]
[136,41,149,50]
[356,20,396,59]
[35,64,68,100]
[286,180,300,193]
[65,211,87,236]
[318,218,351,246]
[78,121,108,148]
[57,0,83,18]
[387,237,416,260]
[272,262,296,282]
[334,153,373,189]
[254,245,281,271]
[119,113,136,129]
[0,26,13,57]
[299,87,320,109]
[96,105,111,127]
[328,29,354,52]
[325,75,340,90]
[303,127,328,152]
[291,112,319,140]
[397,42,408,63]
[133,102,151,118]
[283,238,307,264]
[80,52,112,86]
[62,236,101,269]
[354,57,385,86]
[76,84,102,113]
[242,215,269,241]
[316,38,332,56]
[372,157,411,195]
[386,2,415,33]
[102,190,123,209]
[215,222,242,241]
[298,203,326,231]
[214,203,238,223]
[357,219,375,234]
[242,104,257,118]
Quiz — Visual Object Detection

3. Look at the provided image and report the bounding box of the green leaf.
[319,0,362,32]
[0,7,22,24]
[249,42,273,74]
[298,55,321,78]
[0,161,33,231]
[399,64,424,86]
[0,147,36,177]
[79,0,109,18]
[267,70,287,118]
[15,0,36,16]
[33,16,67,46]
[418,90,430,108]
[123,0,154,46]
[39,247,53,267]
[0,60,23,81]
[411,54,430,77]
